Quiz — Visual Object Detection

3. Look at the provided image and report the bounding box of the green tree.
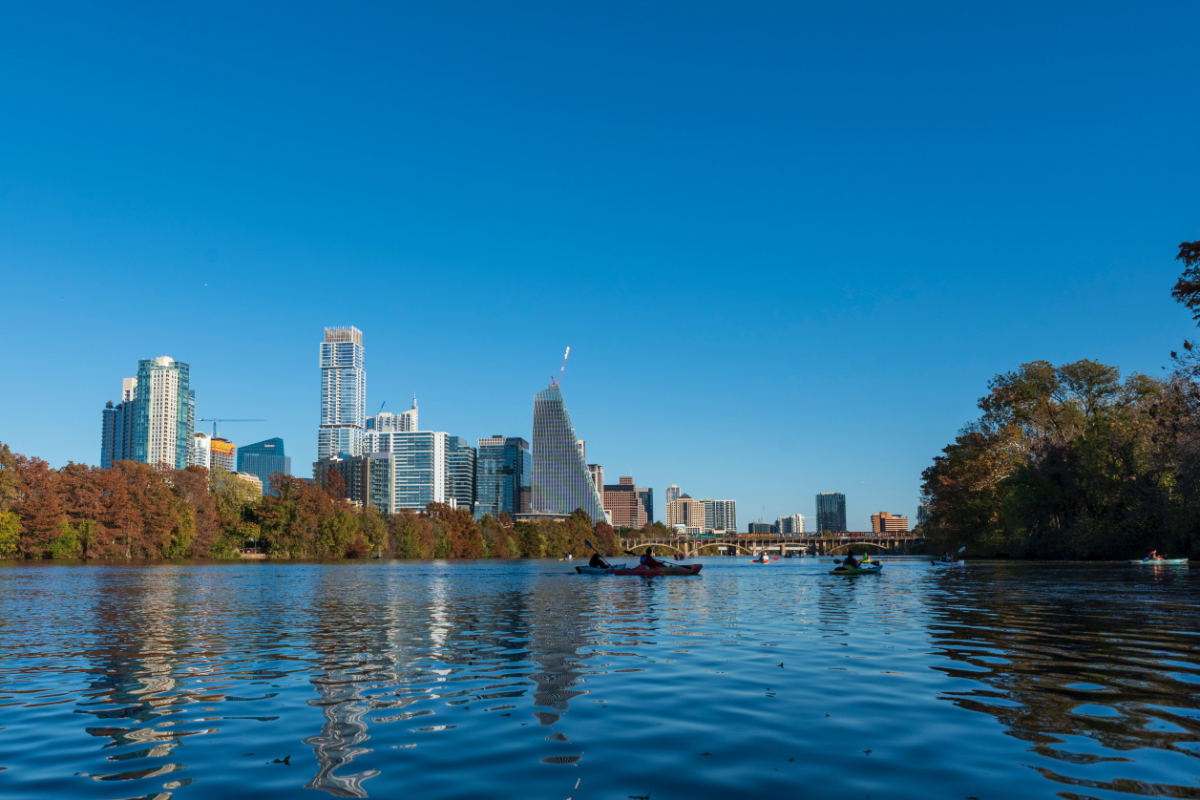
[0,510,22,558]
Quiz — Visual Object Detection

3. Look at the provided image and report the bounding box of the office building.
[603,476,652,529]
[210,437,236,473]
[446,436,477,513]
[100,376,140,469]
[527,383,605,521]
[190,432,211,470]
[702,499,737,533]
[313,456,365,504]
[774,514,805,535]
[128,356,193,470]
[365,430,449,511]
[666,494,705,528]
[816,492,847,533]
[318,326,366,461]
[237,438,292,495]
[747,522,772,534]
[871,511,909,533]
[367,398,417,432]
[665,485,682,505]
[475,436,531,519]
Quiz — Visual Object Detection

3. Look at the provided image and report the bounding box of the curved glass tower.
[530,384,605,521]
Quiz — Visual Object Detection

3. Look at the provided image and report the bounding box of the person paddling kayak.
[588,552,610,569]
[640,547,667,570]
[1147,550,1163,561]
[843,552,859,568]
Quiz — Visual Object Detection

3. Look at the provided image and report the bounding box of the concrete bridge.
[618,532,925,558]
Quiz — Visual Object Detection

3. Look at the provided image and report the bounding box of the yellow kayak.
[830,563,882,575]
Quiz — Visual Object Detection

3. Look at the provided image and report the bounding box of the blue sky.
[1,2,1197,530]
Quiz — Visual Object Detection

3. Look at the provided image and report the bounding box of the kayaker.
[1147,550,1163,561]
[588,552,609,569]
[640,547,667,569]
[843,552,859,568]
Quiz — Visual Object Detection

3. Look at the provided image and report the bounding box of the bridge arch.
[827,541,893,555]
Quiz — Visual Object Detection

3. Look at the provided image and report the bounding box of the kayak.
[931,560,965,566]
[830,563,882,575]
[613,564,703,576]
[575,564,627,574]
[1128,558,1189,565]
[751,557,772,563]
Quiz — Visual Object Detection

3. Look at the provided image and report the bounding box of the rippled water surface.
[0,558,1197,799]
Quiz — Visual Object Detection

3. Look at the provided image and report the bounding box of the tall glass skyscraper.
[446,436,477,513]
[132,356,193,469]
[364,430,448,510]
[318,327,366,461]
[237,438,292,495]
[475,436,531,519]
[816,492,847,533]
[530,384,605,521]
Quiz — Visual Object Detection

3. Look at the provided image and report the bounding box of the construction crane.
[196,419,265,438]
[551,346,571,386]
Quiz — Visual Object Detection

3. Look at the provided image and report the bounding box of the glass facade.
[100,400,136,469]
[132,357,192,470]
[364,430,447,511]
[318,327,366,461]
[475,437,531,519]
[446,436,477,513]
[816,492,847,533]
[237,438,292,495]
[530,384,605,521]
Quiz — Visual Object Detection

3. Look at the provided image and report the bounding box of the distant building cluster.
[98,329,905,531]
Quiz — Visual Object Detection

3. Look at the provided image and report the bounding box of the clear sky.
[2,2,1198,530]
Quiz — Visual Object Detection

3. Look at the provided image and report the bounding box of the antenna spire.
[558,346,571,386]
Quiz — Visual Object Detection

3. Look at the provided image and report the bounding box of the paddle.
[583,539,612,569]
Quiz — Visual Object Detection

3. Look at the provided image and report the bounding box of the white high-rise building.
[190,432,212,469]
[133,356,193,469]
[367,398,417,432]
[776,514,805,534]
[318,327,366,461]
[665,485,682,505]
[364,430,449,511]
[703,499,737,533]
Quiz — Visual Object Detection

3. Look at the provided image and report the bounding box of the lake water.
[0,557,1196,799]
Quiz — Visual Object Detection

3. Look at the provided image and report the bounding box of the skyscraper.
[666,494,705,529]
[474,436,531,520]
[665,485,682,505]
[190,432,211,469]
[100,377,140,469]
[446,436,477,513]
[816,492,847,533]
[367,398,417,432]
[602,476,652,529]
[703,499,737,533]
[364,430,449,510]
[318,327,366,461]
[871,511,909,533]
[238,438,292,494]
[529,383,605,521]
[132,356,193,470]
[210,437,236,473]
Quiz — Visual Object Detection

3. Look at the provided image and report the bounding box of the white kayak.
[931,559,965,566]
[575,564,628,575]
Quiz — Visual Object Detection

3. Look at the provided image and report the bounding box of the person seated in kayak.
[588,552,608,569]
[843,553,859,568]
[1147,550,1163,561]
[640,547,667,569]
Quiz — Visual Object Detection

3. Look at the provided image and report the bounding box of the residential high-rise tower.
[132,356,193,469]
[816,492,847,533]
[318,326,366,461]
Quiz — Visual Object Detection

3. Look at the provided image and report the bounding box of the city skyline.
[6,6,1195,530]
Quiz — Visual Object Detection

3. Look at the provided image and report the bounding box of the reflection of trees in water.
[924,568,1200,793]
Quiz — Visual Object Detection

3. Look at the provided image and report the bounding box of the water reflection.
[0,560,1196,800]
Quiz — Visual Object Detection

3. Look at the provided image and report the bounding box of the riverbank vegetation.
[0,452,620,560]
[921,240,1200,559]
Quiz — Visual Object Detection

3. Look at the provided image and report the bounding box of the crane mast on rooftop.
[196,418,265,438]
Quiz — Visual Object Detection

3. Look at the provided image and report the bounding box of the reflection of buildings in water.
[304,656,383,798]
[525,581,596,727]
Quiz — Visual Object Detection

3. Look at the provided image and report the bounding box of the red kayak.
[613,564,703,576]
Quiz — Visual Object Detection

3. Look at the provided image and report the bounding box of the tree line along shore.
[2,239,1198,563]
